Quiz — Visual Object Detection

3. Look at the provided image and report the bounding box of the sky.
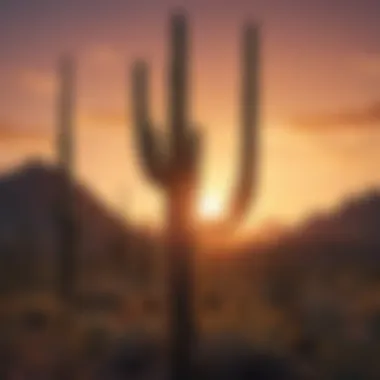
[1,0,380,228]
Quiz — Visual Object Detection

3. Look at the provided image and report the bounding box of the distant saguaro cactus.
[56,57,76,305]
[131,12,260,380]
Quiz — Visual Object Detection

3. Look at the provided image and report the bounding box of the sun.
[198,194,223,220]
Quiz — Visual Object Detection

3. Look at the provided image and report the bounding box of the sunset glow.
[198,195,224,220]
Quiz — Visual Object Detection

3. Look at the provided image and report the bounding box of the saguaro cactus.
[131,12,260,380]
[56,56,76,305]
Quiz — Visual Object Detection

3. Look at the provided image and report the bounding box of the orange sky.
[1,0,380,229]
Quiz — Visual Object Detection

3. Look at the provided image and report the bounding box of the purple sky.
[1,0,380,121]
[1,0,380,226]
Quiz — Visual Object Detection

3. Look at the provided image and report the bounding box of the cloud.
[291,102,380,131]
[0,109,126,144]
[17,69,56,97]
[353,53,380,78]
[0,121,50,143]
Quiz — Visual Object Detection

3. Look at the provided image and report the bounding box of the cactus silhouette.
[131,12,260,380]
[53,56,78,380]
[56,57,76,306]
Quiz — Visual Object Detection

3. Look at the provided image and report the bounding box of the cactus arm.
[226,23,260,224]
[132,61,168,186]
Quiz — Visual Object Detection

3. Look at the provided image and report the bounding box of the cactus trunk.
[167,16,196,379]
[167,183,195,380]
[56,57,76,305]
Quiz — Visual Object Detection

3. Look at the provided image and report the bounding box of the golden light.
[198,194,223,220]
